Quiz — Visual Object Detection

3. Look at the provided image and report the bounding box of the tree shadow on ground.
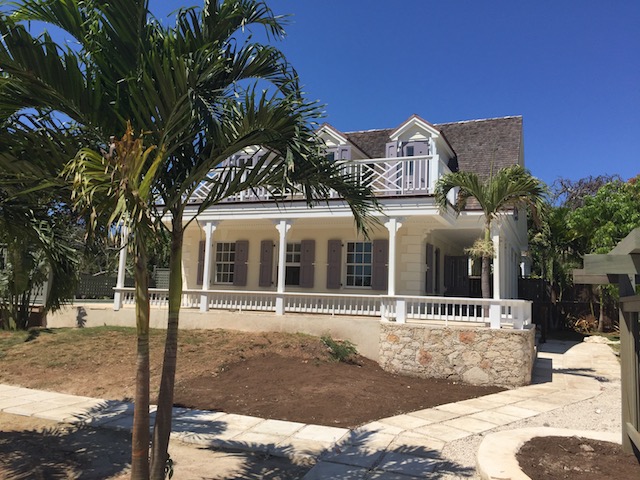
[0,421,130,479]
[187,427,474,479]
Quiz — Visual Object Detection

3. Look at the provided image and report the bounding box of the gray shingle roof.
[344,116,523,176]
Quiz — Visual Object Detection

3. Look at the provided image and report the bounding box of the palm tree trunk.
[481,225,492,299]
[131,245,151,480]
[597,287,606,333]
[150,218,183,480]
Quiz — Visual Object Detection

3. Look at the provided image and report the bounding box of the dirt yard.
[0,326,502,427]
[517,435,640,480]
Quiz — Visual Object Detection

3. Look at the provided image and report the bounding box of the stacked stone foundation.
[379,322,536,388]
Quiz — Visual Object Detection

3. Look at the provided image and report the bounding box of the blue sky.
[154,0,639,187]
[115,2,634,186]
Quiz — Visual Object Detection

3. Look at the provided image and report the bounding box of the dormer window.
[324,146,351,162]
[406,146,415,157]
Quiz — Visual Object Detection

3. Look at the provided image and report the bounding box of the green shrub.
[321,335,358,363]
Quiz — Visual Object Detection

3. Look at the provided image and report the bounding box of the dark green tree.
[568,178,640,331]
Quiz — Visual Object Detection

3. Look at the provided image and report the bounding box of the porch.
[113,288,532,330]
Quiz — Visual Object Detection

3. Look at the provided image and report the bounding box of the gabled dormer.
[317,124,368,161]
[385,115,456,165]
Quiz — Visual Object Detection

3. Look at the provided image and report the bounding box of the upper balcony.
[188,154,456,205]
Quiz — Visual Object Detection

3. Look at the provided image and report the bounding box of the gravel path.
[440,340,622,479]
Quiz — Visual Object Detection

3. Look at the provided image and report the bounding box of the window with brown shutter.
[326,239,342,289]
[196,240,205,286]
[233,240,249,286]
[259,240,274,287]
[371,239,389,291]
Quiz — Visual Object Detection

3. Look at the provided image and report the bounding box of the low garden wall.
[379,322,536,388]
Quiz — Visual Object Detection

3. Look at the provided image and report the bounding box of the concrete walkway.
[0,338,621,479]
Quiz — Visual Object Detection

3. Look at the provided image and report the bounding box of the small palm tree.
[435,165,547,299]
[66,124,165,480]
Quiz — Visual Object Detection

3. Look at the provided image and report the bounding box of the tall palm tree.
[0,2,378,478]
[435,165,547,299]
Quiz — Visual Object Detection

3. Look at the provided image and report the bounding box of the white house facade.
[113,114,532,329]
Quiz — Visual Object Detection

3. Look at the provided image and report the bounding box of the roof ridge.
[344,127,394,134]
[435,115,522,126]
[343,116,521,133]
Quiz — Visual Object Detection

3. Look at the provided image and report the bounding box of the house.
[113,114,532,329]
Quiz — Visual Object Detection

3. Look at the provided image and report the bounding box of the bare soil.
[0,326,502,428]
[517,436,640,480]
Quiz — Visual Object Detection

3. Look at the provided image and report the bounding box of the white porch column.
[113,225,128,311]
[429,137,440,193]
[384,217,402,297]
[492,231,502,300]
[275,220,291,315]
[200,221,217,312]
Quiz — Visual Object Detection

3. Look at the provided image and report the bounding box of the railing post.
[512,302,524,330]
[489,303,501,329]
[275,294,285,315]
[396,298,406,323]
[428,155,440,193]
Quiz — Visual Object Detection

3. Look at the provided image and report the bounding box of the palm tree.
[435,165,547,299]
[0,2,378,478]
[0,119,79,329]
[66,125,165,479]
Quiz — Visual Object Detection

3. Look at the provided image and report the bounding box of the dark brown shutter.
[196,240,205,286]
[371,239,389,291]
[300,240,315,288]
[233,240,249,286]
[426,243,434,294]
[326,240,342,289]
[259,240,274,287]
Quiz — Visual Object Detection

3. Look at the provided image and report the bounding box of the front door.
[444,255,470,297]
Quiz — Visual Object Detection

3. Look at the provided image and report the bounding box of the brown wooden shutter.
[371,239,389,291]
[233,240,249,286]
[196,240,205,286]
[426,243,434,294]
[326,240,342,289]
[259,240,274,287]
[300,240,315,288]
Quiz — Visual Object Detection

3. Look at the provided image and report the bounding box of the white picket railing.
[189,155,451,203]
[114,288,531,329]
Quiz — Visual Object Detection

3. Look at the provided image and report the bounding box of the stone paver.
[441,416,498,434]
[376,451,438,476]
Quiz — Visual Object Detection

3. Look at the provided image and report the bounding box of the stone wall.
[379,322,536,388]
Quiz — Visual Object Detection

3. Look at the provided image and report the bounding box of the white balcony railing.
[189,155,452,204]
[114,288,531,330]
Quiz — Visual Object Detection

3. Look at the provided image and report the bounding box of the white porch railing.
[114,288,531,329]
[189,155,452,203]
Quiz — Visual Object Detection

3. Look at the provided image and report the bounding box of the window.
[215,242,235,283]
[346,242,372,287]
[405,145,414,156]
[326,151,335,162]
[285,243,301,286]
